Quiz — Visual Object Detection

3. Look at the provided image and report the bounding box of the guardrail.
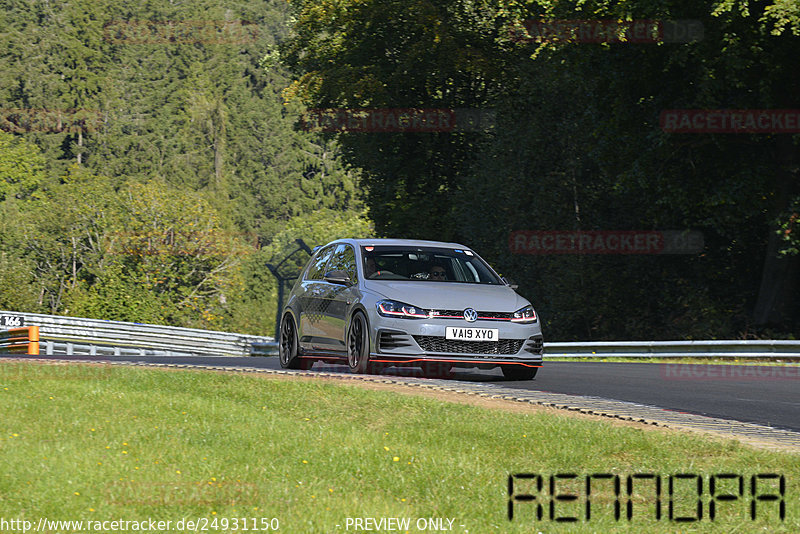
[0,326,40,355]
[1,310,797,360]
[0,311,275,357]
[546,340,800,359]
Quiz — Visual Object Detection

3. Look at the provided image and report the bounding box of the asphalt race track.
[11,355,798,433]
[513,361,800,433]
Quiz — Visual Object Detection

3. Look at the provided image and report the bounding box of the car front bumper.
[369,322,544,367]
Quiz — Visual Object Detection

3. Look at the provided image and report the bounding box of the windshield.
[361,246,502,284]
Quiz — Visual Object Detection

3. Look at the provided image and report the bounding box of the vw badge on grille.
[463,308,478,322]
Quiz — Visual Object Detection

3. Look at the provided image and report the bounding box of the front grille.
[413,336,524,355]
[429,309,516,321]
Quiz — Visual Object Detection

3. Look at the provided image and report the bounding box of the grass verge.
[0,360,797,533]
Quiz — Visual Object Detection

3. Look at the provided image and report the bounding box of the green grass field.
[0,360,797,533]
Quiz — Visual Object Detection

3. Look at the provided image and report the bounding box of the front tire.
[347,312,372,374]
[501,364,538,380]
[279,313,302,369]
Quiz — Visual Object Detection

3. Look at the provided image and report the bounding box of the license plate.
[445,327,499,342]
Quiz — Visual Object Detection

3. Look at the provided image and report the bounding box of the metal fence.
[546,340,800,359]
[0,310,276,357]
[2,310,798,360]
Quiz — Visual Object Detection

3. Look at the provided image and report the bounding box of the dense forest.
[0,0,798,340]
[0,0,369,335]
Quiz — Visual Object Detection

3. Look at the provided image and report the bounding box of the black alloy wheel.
[347,312,372,374]
[279,314,302,369]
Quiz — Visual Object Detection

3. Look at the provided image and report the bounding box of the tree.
[283,0,800,338]
[282,0,500,240]
[0,0,368,333]
[25,166,119,313]
[68,179,251,329]
[0,131,46,201]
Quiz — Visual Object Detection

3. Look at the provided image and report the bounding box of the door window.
[327,244,358,283]
[305,245,335,280]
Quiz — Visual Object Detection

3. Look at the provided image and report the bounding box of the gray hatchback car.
[279,238,543,379]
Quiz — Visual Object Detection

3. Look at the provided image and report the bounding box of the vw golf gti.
[279,239,543,379]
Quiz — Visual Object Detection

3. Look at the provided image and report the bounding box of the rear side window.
[305,245,335,280]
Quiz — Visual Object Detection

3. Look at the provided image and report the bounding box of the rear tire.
[501,365,538,380]
[347,312,372,374]
[279,314,302,369]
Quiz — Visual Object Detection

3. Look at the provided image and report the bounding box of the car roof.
[325,238,471,250]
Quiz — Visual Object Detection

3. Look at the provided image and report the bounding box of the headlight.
[511,305,537,323]
[377,299,429,319]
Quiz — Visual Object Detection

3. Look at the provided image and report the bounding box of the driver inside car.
[429,264,447,280]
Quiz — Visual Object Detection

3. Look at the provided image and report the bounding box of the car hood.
[364,281,531,312]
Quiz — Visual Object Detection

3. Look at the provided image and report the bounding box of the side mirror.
[502,277,519,290]
[324,270,352,285]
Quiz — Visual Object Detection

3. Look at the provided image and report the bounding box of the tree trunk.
[212,100,226,188]
[752,137,800,329]
[77,130,83,165]
[752,229,799,327]
[214,131,223,185]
